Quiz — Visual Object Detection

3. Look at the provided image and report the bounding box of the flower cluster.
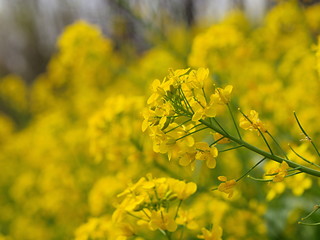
[143,68,233,170]
[112,175,197,238]
[239,110,267,133]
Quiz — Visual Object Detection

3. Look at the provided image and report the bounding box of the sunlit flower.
[216,85,233,104]
[169,179,197,200]
[217,176,237,198]
[148,210,177,232]
[195,142,218,169]
[239,110,267,133]
[197,225,223,240]
[266,161,289,183]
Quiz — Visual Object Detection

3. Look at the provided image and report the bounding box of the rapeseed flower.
[217,176,237,198]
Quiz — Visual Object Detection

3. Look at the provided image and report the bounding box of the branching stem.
[199,119,320,177]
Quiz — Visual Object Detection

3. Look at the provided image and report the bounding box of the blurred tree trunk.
[185,0,194,27]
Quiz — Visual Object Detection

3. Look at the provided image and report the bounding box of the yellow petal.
[195,142,208,150]
[218,176,227,181]
[186,182,197,196]
[179,157,191,166]
[192,111,202,122]
[142,120,149,132]
[206,158,216,169]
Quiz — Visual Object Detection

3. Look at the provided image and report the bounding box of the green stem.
[298,222,320,226]
[227,103,242,140]
[179,226,185,240]
[266,131,289,160]
[199,119,320,177]
[247,175,272,182]
[259,129,274,154]
[127,211,148,221]
[179,88,194,114]
[219,145,244,153]
[288,144,320,168]
[142,209,151,219]
[301,205,320,221]
[187,123,203,133]
[294,111,320,158]
[209,136,225,147]
[239,109,273,154]
[174,200,183,220]
[165,230,172,240]
[164,119,191,134]
[236,157,266,182]
[202,87,208,103]
[174,127,208,142]
[210,117,228,135]
[248,171,302,182]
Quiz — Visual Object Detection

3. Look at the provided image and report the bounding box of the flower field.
[1,1,320,240]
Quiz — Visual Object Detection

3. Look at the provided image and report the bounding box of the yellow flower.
[187,68,209,89]
[148,210,177,232]
[216,85,233,104]
[176,209,199,230]
[195,142,218,168]
[191,94,219,122]
[266,161,289,183]
[141,108,158,132]
[197,225,223,240]
[148,126,174,153]
[169,179,197,200]
[239,110,267,133]
[217,176,236,198]
[116,223,136,238]
[178,148,197,170]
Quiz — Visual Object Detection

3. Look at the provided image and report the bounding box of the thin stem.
[288,144,320,168]
[265,167,301,176]
[298,222,320,226]
[282,171,303,178]
[210,117,228,135]
[126,211,148,221]
[164,230,172,240]
[161,210,172,240]
[259,129,274,154]
[154,188,160,201]
[227,103,242,139]
[164,119,191,134]
[219,145,244,153]
[187,123,203,133]
[174,200,183,220]
[236,157,266,182]
[179,226,185,240]
[174,127,208,142]
[193,96,205,109]
[294,111,320,157]
[266,131,289,160]
[247,175,272,182]
[142,209,151,219]
[209,136,225,147]
[179,88,194,114]
[248,171,303,182]
[301,205,320,221]
[202,87,208,102]
[239,109,273,154]
[299,203,320,226]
